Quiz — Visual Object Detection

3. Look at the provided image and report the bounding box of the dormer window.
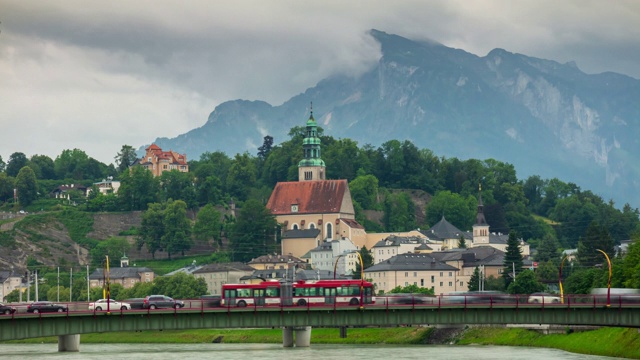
[291,204,299,213]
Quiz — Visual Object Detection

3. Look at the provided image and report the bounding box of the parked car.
[528,292,561,304]
[0,303,17,315]
[142,295,184,309]
[26,301,68,313]
[89,299,131,311]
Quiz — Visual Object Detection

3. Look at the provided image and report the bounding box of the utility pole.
[87,265,90,302]
[35,270,38,301]
[70,267,73,302]
[57,267,60,302]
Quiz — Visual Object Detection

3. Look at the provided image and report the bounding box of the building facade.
[137,143,189,177]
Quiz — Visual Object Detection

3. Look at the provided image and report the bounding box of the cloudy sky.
[1,0,639,165]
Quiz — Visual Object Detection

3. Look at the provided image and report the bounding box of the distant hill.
[145,29,640,208]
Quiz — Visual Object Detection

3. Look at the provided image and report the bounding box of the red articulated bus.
[221,279,375,307]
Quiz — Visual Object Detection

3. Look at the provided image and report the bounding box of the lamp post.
[597,249,612,307]
[559,255,568,304]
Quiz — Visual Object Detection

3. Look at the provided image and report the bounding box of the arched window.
[326,223,333,240]
[309,223,315,229]
[293,224,299,230]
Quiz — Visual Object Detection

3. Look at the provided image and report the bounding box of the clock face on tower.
[291,204,299,213]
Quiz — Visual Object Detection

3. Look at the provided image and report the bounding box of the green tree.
[388,284,434,295]
[467,267,481,291]
[0,155,5,172]
[383,192,416,231]
[229,199,278,262]
[193,204,223,248]
[162,200,192,258]
[115,144,138,172]
[117,165,159,211]
[0,172,14,203]
[352,246,374,280]
[29,154,56,179]
[535,260,559,284]
[226,153,258,202]
[577,221,615,267]
[535,233,561,264]
[138,202,166,258]
[89,237,131,267]
[507,269,545,294]
[349,174,379,210]
[425,190,475,230]
[458,235,467,249]
[6,152,28,177]
[160,170,197,208]
[502,231,524,288]
[152,272,208,299]
[15,166,38,207]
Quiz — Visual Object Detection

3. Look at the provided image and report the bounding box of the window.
[439,282,443,286]
[413,272,417,277]
[405,272,408,277]
[439,272,443,277]
[431,276,435,283]
[405,282,408,286]
[326,223,333,240]
[448,282,452,286]
[449,272,452,277]
[421,279,424,286]
[293,224,299,230]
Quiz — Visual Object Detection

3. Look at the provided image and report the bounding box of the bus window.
[237,288,251,297]
[266,287,279,297]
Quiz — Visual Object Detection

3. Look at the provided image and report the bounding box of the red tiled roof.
[340,218,364,229]
[146,144,161,151]
[266,180,348,215]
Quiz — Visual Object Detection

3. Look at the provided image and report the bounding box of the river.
[0,343,623,359]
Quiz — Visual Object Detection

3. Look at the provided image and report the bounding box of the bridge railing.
[4,293,640,319]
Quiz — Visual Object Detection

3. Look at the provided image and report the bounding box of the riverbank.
[7,326,640,359]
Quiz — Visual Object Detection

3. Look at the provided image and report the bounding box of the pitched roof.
[364,253,459,272]
[430,246,505,265]
[192,262,254,274]
[340,218,364,229]
[248,254,305,265]
[89,267,153,280]
[266,180,348,215]
[420,216,467,240]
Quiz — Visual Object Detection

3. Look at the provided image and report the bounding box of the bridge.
[2,296,640,351]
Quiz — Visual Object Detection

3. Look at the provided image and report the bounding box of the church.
[265,107,366,258]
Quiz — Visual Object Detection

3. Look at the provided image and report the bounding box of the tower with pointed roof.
[298,103,326,182]
[472,184,490,244]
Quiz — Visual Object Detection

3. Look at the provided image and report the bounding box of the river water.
[0,343,622,359]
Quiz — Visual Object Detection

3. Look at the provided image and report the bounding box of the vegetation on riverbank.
[7,326,640,358]
[456,326,640,359]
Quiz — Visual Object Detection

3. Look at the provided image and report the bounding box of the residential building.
[371,235,439,264]
[50,184,89,199]
[282,228,321,258]
[91,177,121,195]
[135,143,189,177]
[309,238,359,276]
[192,262,255,295]
[89,267,155,289]
[364,253,459,295]
[0,271,22,301]
[247,254,307,271]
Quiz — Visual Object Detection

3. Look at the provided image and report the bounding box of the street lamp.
[559,255,568,304]
[597,249,612,307]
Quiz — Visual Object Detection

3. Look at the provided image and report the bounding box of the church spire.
[476,182,487,225]
[298,103,326,181]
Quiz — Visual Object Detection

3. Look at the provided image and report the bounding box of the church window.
[293,224,298,230]
[326,223,333,240]
[309,223,315,229]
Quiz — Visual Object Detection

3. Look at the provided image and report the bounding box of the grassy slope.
[457,327,640,359]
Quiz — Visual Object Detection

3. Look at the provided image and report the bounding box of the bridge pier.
[282,326,312,347]
[58,334,80,352]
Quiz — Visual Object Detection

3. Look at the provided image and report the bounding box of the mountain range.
[144,29,640,209]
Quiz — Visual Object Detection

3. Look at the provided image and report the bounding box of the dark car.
[142,295,184,309]
[124,298,146,309]
[200,295,222,308]
[26,301,68,313]
[0,303,17,315]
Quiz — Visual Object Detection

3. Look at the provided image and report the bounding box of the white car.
[89,299,131,311]
[527,293,561,304]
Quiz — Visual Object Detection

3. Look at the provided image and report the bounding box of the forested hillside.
[1,129,639,281]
